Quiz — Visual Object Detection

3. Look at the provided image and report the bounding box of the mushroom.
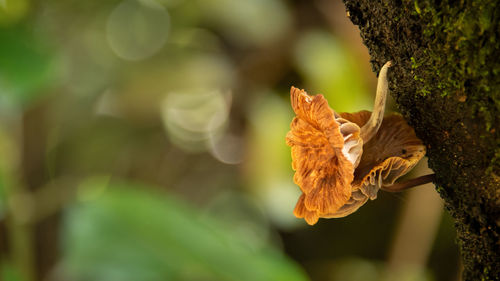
[286,61,431,225]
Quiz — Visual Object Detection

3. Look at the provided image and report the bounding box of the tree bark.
[342,0,499,280]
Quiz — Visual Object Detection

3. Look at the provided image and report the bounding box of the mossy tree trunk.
[342,0,499,279]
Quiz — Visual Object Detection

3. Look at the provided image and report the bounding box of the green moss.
[410,0,500,138]
[416,0,500,118]
[486,147,500,175]
[410,56,422,69]
[414,0,421,15]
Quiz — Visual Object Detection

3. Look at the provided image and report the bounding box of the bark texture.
[342,0,499,280]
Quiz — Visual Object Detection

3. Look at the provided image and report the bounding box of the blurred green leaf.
[0,0,29,25]
[0,25,56,107]
[62,180,309,281]
[1,261,25,281]
[293,30,371,113]
[0,125,17,218]
[245,92,302,229]
[0,175,5,218]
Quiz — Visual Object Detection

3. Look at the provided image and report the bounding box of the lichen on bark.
[342,0,500,280]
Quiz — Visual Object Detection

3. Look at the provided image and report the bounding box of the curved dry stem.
[360,61,392,142]
[381,174,435,192]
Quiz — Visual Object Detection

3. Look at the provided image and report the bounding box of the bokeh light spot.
[161,89,231,152]
[208,131,244,165]
[106,0,170,61]
[199,0,291,46]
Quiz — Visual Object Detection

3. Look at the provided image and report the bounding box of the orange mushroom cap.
[286,87,364,225]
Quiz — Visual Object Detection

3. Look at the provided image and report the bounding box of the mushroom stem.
[360,61,392,142]
[381,174,436,192]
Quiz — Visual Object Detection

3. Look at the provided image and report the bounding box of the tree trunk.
[342,0,499,279]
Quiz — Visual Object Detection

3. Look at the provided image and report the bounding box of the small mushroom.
[323,111,426,218]
[286,61,431,225]
[351,113,426,199]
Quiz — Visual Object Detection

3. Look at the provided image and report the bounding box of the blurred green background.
[0,0,460,280]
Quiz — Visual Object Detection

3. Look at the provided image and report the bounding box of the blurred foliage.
[1,262,25,281]
[62,180,308,281]
[0,0,29,25]
[0,25,55,108]
[245,92,300,228]
[0,123,18,219]
[106,0,170,61]
[293,30,371,112]
[197,0,291,46]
